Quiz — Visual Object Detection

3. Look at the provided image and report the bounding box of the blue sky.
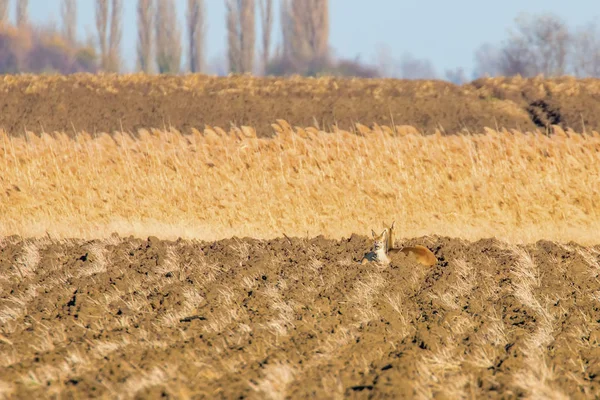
[12,0,600,77]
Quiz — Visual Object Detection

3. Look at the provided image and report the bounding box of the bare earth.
[1,234,600,399]
[1,74,600,136]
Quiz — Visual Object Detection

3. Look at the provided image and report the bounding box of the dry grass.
[507,245,567,399]
[1,123,599,244]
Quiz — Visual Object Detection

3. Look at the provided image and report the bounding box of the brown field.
[1,235,600,399]
[2,74,600,398]
[1,74,600,136]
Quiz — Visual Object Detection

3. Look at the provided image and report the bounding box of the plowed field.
[1,235,600,399]
[1,74,600,136]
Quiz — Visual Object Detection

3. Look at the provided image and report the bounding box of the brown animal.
[360,229,390,265]
[387,221,437,267]
[361,222,437,267]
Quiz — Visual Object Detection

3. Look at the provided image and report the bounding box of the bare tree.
[240,0,255,73]
[445,67,468,85]
[95,0,123,72]
[62,0,77,44]
[474,41,533,78]
[279,0,293,60]
[473,43,503,78]
[207,53,228,76]
[187,0,205,73]
[107,0,122,72]
[289,0,329,64]
[137,0,154,73]
[226,1,240,72]
[374,43,398,77]
[156,0,181,73]
[512,13,570,76]
[16,0,28,27]
[258,0,272,73]
[398,53,437,79]
[0,0,9,25]
[373,45,440,80]
[474,13,570,78]
[96,0,109,69]
[499,40,535,76]
[226,0,255,74]
[572,20,600,77]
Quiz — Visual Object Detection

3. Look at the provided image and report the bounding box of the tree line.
[0,1,599,80]
[378,13,600,83]
[136,0,352,77]
[0,0,97,73]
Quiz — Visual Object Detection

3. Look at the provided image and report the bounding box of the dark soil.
[1,74,599,136]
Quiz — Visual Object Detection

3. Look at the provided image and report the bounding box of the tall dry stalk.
[289,0,329,64]
[0,0,9,25]
[137,0,154,73]
[1,119,599,245]
[16,0,28,27]
[95,0,109,69]
[187,0,205,73]
[258,0,272,73]
[155,0,182,74]
[226,0,255,73]
[107,0,122,72]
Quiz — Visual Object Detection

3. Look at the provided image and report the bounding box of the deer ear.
[381,229,387,237]
[371,229,376,238]
[391,221,395,229]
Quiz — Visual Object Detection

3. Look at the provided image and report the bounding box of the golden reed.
[1,122,599,245]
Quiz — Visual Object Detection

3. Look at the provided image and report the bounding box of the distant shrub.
[0,23,99,74]
[265,54,380,78]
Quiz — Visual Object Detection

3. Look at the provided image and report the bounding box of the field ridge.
[1,74,600,136]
